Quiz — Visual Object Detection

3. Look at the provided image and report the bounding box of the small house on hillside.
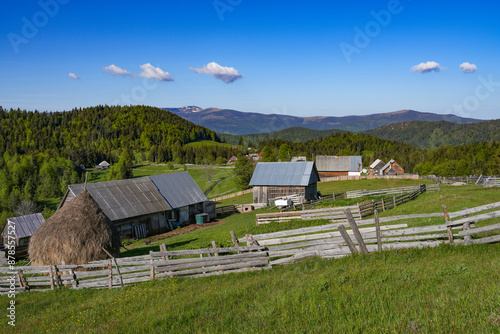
[227,156,238,164]
[315,155,363,177]
[249,162,320,203]
[369,159,386,176]
[291,156,307,162]
[248,154,261,163]
[1,213,45,258]
[58,172,215,240]
[95,160,110,170]
[382,159,405,176]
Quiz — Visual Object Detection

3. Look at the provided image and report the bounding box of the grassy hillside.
[364,119,500,148]
[4,181,500,332]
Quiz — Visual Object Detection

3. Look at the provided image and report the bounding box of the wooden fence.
[0,245,269,294]
[239,201,500,266]
[5,201,500,295]
[358,184,427,217]
[215,205,238,217]
[210,189,253,202]
[319,173,420,182]
[484,177,500,188]
[256,205,361,225]
[345,184,439,199]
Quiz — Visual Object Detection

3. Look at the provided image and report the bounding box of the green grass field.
[12,180,500,333]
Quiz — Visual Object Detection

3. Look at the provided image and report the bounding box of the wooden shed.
[1,213,46,259]
[369,159,386,176]
[249,162,320,204]
[382,159,405,176]
[58,173,215,240]
[315,155,363,177]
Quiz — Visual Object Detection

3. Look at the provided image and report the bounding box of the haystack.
[29,190,121,265]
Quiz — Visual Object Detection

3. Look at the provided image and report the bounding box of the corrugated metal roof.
[370,159,385,169]
[149,172,208,208]
[5,213,45,239]
[249,162,319,186]
[69,177,172,221]
[316,155,363,172]
[382,159,396,171]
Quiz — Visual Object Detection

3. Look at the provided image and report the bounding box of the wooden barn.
[382,159,405,176]
[1,213,46,258]
[369,159,386,176]
[249,162,320,204]
[58,172,216,240]
[315,155,363,177]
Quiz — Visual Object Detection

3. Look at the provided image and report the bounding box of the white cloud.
[189,62,243,83]
[137,63,174,82]
[102,64,133,76]
[459,62,477,73]
[68,72,79,80]
[411,61,444,73]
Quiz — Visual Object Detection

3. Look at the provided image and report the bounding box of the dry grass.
[29,190,121,265]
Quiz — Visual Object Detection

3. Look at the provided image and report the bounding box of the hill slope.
[165,107,483,135]
[219,127,347,146]
[364,119,500,148]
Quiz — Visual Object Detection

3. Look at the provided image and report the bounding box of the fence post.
[393,196,396,207]
[211,241,219,257]
[374,210,382,252]
[53,265,61,289]
[344,208,368,254]
[149,251,155,281]
[108,259,113,289]
[382,198,386,212]
[442,205,454,242]
[48,265,55,290]
[160,243,167,261]
[462,207,472,246]
[230,231,240,247]
[69,269,78,289]
[338,225,358,254]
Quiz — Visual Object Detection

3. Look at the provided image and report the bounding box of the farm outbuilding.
[249,162,320,204]
[29,190,121,265]
[382,159,405,176]
[1,213,46,259]
[58,172,215,240]
[95,160,110,170]
[369,159,386,176]
[315,155,363,177]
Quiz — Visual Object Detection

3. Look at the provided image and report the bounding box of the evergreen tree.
[233,154,254,190]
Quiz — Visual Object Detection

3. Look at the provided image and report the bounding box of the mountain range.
[165,107,483,135]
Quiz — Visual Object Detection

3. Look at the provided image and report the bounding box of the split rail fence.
[484,177,500,188]
[4,200,500,295]
[239,201,500,266]
[345,183,439,199]
[256,205,361,225]
[257,184,429,224]
[0,245,269,294]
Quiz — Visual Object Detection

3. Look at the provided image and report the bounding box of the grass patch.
[5,244,500,333]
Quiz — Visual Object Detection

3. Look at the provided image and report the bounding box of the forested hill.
[220,127,346,146]
[364,120,500,148]
[0,105,219,165]
[257,132,500,177]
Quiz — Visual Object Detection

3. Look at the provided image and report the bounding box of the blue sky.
[1,0,499,119]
